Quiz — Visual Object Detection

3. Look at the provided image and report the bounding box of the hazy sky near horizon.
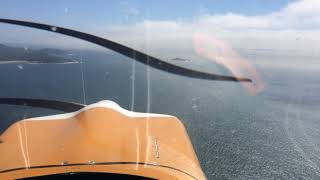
[0,0,320,53]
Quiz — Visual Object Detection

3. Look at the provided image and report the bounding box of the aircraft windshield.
[1,1,320,179]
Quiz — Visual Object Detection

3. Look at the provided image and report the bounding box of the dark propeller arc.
[0,18,252,82]
[0,98,85,112]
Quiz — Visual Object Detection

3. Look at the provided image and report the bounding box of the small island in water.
[169,57,190,62]
[0,44,78,64]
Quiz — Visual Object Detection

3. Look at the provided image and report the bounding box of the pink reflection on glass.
[193,32,266,95]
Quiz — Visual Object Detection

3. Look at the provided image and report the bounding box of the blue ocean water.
[0,50,319,179]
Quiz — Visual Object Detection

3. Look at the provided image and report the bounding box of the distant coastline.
[0,60,79,64]
[0,60,26,64]
[0,44,79,64]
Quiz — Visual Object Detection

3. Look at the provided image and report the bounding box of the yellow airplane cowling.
[0,100,206,180]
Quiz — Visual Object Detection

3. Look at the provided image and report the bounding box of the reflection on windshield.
[0,0,320,179]
[193,32,266,95]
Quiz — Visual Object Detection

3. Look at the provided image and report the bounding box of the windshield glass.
[1,1,320,179]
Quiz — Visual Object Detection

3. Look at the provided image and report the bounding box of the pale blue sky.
[0,0,294,28]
